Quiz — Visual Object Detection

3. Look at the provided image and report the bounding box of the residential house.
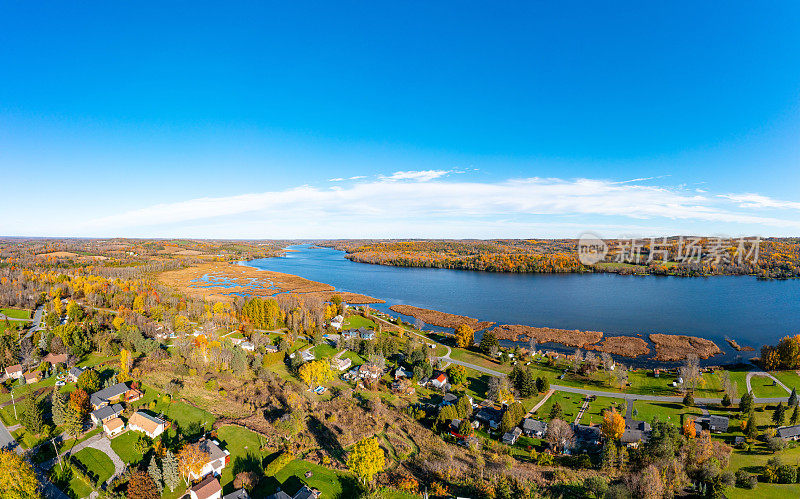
[264,344,279,354]
[267,485,320,499]
[475,407,502,430]
[391,378,415,395]
[341,330,359,340]
[439,393,458,407]
[4,364,23,379]
[23,370,41,384]
[128,411,168,439]
[103,417,125,437]
[67,366,85,382]
[394,367,413,380]
[693,415,729,434]
[222,490,250,499]
[42,353,68,366]
[358,363,382,380]
[330,315,344,330]
[523,418,548,438]
[240,341,255,352]
[330,356,351,371]
[90,382,143,409]
[573,424,602,447]
[299,348,315,362]
[190,476,222,499]
[229,337,244,346]
[502,427,523,445]
[90,403,123,425]
[621,419,651,448]
[188,438,231,480]
[777,424,800,441]
[429,373,448,390]
[360,328,375,340]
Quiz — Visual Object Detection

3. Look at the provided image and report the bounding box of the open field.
[750,376,789,398]
[0,307,30,319]
[580,396,626,425]
[74,447,116,484]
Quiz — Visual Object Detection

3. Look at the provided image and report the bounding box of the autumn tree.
[347,436,385,485]
[683,418,697,438]
[77,369,101,393]
[299,360,333,389]
[545,418,574,453]
[127,470,160,499]
[70,389,91,417]
[601,408,625,441]
[448,364,467,386]
[0,449,40,499]
[454,325,474,348]
[177,443,209,484]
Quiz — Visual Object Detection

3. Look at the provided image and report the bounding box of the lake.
[246,244,800,359]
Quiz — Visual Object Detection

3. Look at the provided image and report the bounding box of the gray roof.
[222,489,250,499]
[198,439,228,465]
[777,424,800,439]
[90,382,129,406]
[441,393,458,404]
[91,404,122,421]
[523,418,547,433]
[709,415,729,429]
[68,366,84,377]
[292,486,318,499]
[475,407,502,422]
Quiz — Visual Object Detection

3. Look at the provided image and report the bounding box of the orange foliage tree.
[600,408,625,441]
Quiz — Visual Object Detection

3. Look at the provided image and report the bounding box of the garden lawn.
[580,396,626,426]
[67,472,94,499]
[110,431,145,465]
[216,425,268,494]
[266,459,348,498]
[342,315,377,330]
[726,483,800,499]
[750,376,790,399]
[312,343,338,359]
[74,447,116,484]
[772,371,800,393]
[533,391,585,422]
[136,384,216,430]
[0,307,30,319]
[632,401,702,426]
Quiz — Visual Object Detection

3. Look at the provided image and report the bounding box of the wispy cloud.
[380,170,453,182]
[78,176,800,238]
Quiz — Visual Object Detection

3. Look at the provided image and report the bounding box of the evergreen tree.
[600,440,618,470]
[479,331,499,355]
[21,397,45,436]
[148,455,163,493]
[456,395,472,419]
[740,391,754,414]
[746,412,759,440]
[721,393,731,407]
[549,402,563,421]
[162,450,180,492]
[790,388,798,408]
[683,391,694,407]
[792,406,799,426]
[51,390,68,426]
[773,402,786,427]
[536,376,550,394]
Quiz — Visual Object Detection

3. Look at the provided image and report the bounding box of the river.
[245,244,800,360]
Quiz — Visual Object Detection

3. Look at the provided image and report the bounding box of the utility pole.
[10,386,17,421]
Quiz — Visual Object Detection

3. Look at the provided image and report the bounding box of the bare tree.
[545,418,575,453]
[679,354,700,391]
[572,348,584,373]
[414,318,424,331]
[601,352,614,371]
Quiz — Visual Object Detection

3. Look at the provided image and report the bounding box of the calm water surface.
[246,245,800,355]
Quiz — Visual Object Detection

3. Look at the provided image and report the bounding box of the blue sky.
[1,2,799,238]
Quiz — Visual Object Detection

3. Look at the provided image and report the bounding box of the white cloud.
[328,177,345,182]
[718,193,800,211]
[75,176,800,238]
[380,170,452,182]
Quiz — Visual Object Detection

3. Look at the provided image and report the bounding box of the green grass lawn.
[581,396,626,426]
[110,431,145,465]
[67,471,94,499]
[533,391,585,423]
[632,401,702,426]
[342,315,378,330]
[74,447,116,484]
[264,459,350,498]
[0,307,30,319]
[772,371,800,393]
[726,483,800,499]
[134,384,216,430]
[312,343,338,359]
[750,375,790,399]
[216,425,268,494]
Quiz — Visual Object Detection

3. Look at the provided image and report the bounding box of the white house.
[330,315,344,330]
[188,439,231,480]
[128,411,168,439]
[103,417,125,437]
[430,373,448,389]
[4,364,23,379]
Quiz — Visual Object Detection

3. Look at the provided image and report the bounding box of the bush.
[174,364,189,376]
[264,451,294,476]
[584,476,608,498]
[778,464,797,484]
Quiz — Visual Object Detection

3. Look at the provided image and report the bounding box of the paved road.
[0,417,20,453]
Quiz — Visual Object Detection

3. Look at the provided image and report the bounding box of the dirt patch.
[649,333,721,361]
[36,251,78,258]
[591,336,650,357]
[388,305,494,330]
[489,324,602,349]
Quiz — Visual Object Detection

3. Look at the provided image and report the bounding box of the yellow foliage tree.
[112,316,125,330]
[683,418,697,438]
[0,450,41,499]
[299,360,334,389]
[601,408,625,441]
[177,442,210,483]
[347,436,386,485]
[455,325,474,348]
